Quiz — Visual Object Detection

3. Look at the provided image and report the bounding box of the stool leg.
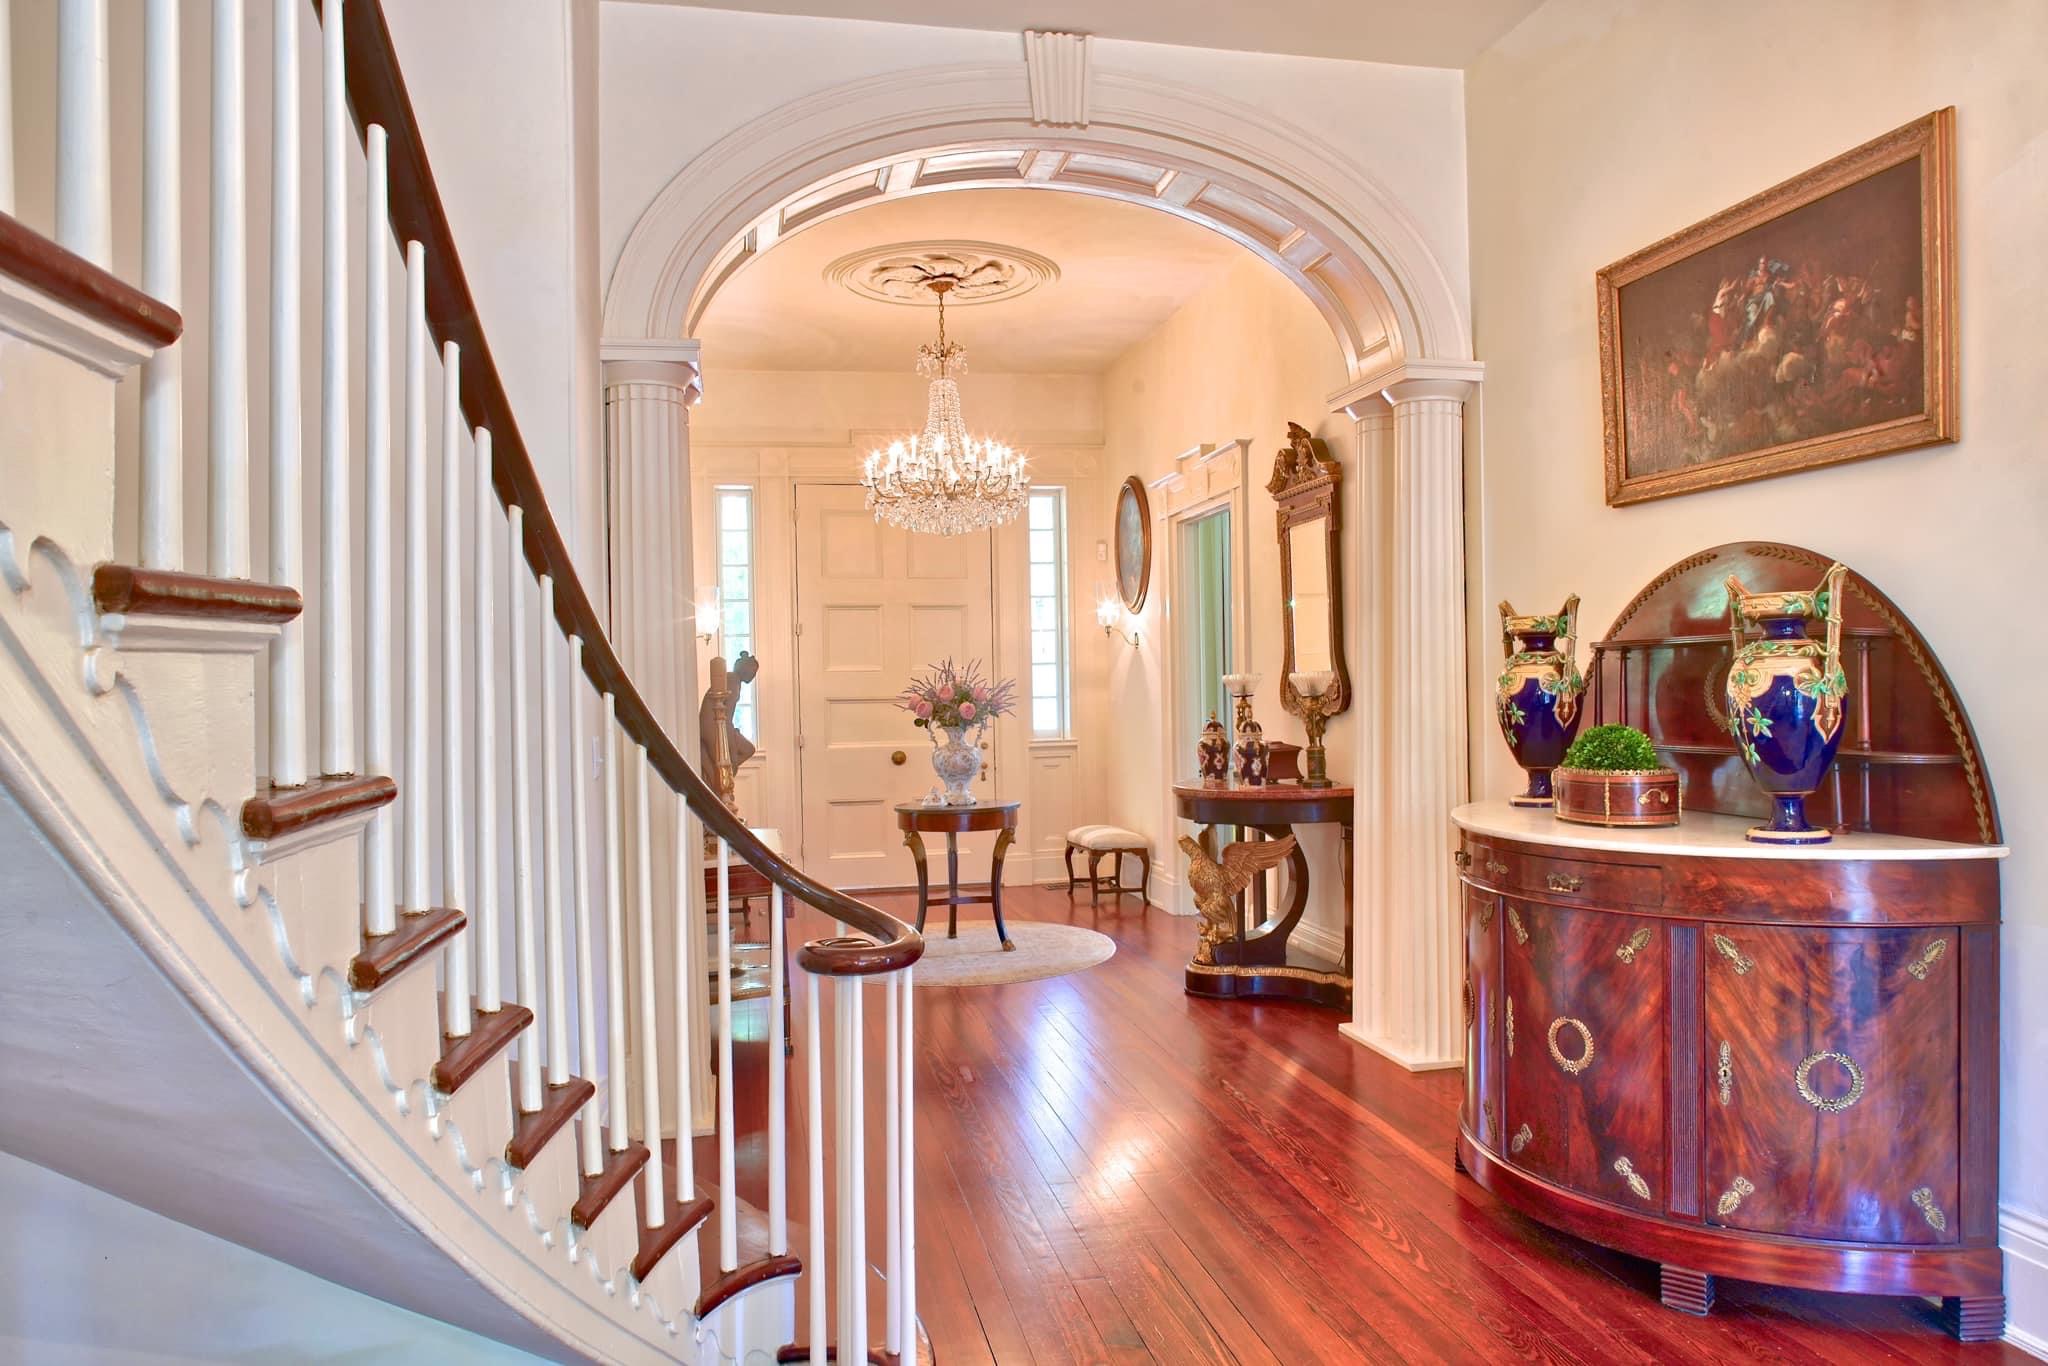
[1088,850,1104,903]
[1064,842,1077,891]
[1140,851,1151,904]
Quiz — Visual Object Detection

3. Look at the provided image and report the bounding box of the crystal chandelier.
[861,279,1029,535]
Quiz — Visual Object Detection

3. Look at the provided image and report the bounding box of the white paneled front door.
[794,484,997,890]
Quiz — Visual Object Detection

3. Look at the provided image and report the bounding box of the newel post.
[601,337,713,1132]
[1335,363,1481,1070]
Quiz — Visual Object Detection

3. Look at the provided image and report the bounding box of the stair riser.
[341,968,442,1114]
[255,840,371,1006]
[577,1183,645,1287]
[508,1115,582,1241]
[430,1056,517,1187]
[0,305,121,564]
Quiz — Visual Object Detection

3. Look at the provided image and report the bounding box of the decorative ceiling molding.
[1023,31,1091,127]
[823,240,1061,307]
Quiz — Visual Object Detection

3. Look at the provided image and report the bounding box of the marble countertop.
[1452,798,2008,862]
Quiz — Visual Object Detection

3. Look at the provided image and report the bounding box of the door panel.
[796,484,996,888]
[1703,924,1959,1244]
[1502,899,1668,1211]
[1464,884,1503,1152]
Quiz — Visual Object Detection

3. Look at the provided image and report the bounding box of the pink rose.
[914,700,932,719]
[959,702,977,720]
[973,685,989,702]
[938,684,955,701]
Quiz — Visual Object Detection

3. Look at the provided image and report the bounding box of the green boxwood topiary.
[1561,724,1663,772]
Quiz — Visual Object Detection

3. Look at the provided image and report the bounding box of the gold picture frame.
[1597,108,1956,507]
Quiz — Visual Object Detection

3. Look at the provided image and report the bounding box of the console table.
[896,801,1020,951]
[1454,543,2007,1341]
[1173,781,1352,1009]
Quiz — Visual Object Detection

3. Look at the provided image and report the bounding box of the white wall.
[1465,0,2048,1342]
[1098,256,1355,948]
[0,1150,543,1364]
[689,368,1110,884]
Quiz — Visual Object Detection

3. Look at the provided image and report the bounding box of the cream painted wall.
[1466,0,2048,1338]
[1098,256,1354,948]
[688,368,1111,884]
[594,2,1472,329]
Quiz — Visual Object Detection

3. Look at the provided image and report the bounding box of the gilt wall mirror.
[1272,422,1349,716]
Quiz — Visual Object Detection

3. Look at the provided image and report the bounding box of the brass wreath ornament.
[1794,1050,1866,1112]
[1548,1017,1595,1075]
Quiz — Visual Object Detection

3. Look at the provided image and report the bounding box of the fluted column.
[1338,368,1478,1071]
[602,338,712,1133]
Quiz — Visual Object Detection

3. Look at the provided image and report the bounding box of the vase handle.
[1818,561,1848,682]
[1723,573,1748,661]
[1556,593,1581,665]
[1498,600,1516,659]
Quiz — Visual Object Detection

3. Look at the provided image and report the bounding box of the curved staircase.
[0,2,922,1361]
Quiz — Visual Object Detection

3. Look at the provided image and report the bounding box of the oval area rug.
[911,920,1115,988]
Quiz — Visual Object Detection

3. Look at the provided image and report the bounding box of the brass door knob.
[890,750,907,765]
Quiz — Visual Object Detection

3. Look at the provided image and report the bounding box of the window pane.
[1031,629,1057,664]
[720,530,748,565]
[1032,662,1058,697]
[723,601,751,638]
[720,491,750,529]
[719,564,751,600]
[1030,597,1055,631]
[1029,528,1055,563]
[1033,697,1058,734]
[1030,494,1054,530]
[1028,562,1055,598]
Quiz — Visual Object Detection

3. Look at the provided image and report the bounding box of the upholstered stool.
[1063,825,1152,902]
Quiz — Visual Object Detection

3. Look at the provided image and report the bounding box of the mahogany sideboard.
[1452,799,2007,1338]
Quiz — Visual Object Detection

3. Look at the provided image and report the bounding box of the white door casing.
[793,483,998,890]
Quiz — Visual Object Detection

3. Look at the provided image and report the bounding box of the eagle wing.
[1216,834,1297,893]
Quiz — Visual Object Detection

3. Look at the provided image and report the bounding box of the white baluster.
[509,505,540,1114]
[361,126,393,937]
[265,0,305,788]
[572,643,601,1176]
[0,0,14,215]
[769,881,787,1258]
[316,0,350,767]
[401,242,428,912]
[603,697,628,1150]
[139,0,182,569]
[835,976,867,1357]
[672,798,697,1202]
[807,972,825,1366]
[440,344,469,1038]
[540,577,569,1085]
[472,431,501,1012]
[208,0,249,578]
[717,839,736,1272]
[633,745,666,1221]
[55,0,110,266]
[885,966,901,1357]
[901,964,917,1347]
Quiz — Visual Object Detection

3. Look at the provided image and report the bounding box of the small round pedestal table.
[895,801,1021,951]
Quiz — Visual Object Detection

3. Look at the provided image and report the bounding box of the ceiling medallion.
[826,240,1059,308]
[859,277,1029,537]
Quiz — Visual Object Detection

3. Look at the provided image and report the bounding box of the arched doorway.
[602,65,1481,1078]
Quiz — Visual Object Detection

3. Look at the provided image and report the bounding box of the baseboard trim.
[1292,919,1346,964]
[1337,1021,1461,1073]
[2003,1204,2048,1358]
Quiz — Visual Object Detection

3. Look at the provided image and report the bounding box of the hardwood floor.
[716,886,2024,1365]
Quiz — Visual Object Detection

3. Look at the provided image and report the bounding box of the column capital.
[601,337,703,403]
[1329,358,1482,419]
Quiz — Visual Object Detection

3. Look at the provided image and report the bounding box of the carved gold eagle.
[1177,833,1297,964]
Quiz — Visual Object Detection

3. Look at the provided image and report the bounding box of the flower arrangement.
[896,658,1017,736]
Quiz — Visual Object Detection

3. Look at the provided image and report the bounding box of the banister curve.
[325,0,920,976]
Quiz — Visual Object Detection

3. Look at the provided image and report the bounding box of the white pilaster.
[1338,365,1479,1071]
[600,338,711,1133]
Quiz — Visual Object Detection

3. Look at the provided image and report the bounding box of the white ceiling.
[630,0,1542,68]
[697,189,1252,373]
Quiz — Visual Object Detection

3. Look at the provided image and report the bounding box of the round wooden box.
[1551,767,1680,827]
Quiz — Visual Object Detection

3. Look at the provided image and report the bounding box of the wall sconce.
[694,588,722,645]
[1096,594,1140,648]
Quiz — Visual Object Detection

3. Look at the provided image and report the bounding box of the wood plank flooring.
[716,886,2023,1365]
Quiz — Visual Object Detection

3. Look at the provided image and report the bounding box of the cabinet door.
[1502,899,1668,1212]
[1463,884,1503,1151]
[1703,924,1959,1244]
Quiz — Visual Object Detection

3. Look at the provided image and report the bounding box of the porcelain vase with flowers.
[896,658,1018,805]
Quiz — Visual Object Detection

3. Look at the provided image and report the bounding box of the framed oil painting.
[1114,476,1151,611]
[1598,109,1955,506]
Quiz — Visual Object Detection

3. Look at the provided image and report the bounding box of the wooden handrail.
[0,211,184,347]
[321,0,920,976]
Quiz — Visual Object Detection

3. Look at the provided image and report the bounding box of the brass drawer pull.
[1545,871,1583,894]
[1794,1050,1866,1113]
[1547,1016,1595,1075]
[1454,849,1472,870]
[1486,857,1509,878]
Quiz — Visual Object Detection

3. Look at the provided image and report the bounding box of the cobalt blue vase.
[1495,595,1586,808]
[1723,563,1850,844]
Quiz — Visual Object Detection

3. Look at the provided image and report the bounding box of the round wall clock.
[1114,476,1152,612]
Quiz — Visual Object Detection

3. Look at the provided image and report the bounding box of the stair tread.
[505,1077,596,1170]
[348,907,465,993]
[632,1187,716,1284]
[695,1252,803,1317]
[431,1002,532,1096]
[572,1139,650,1230]
[242,774,397,841]
[92,563,303,624]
